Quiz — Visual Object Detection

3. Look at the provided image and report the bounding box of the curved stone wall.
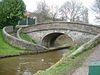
[2,22,100,52]
[2,26,47,53]
[17,27,23,39]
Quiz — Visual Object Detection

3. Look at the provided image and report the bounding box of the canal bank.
[0,49,68,75]
[34,34,100,75]
[0,28,100,75]
[0,29,69,75]
[0,29,70,75]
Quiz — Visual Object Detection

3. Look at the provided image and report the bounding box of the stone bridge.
[20,22,100,48]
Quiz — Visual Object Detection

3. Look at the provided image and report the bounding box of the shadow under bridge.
[42,33,74,48]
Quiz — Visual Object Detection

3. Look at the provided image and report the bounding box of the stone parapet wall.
[17,27,23,39]
[2,26,47,52]
[19,22,99,46]
[22,22,100,35]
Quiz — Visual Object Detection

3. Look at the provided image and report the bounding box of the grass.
[19,32,36,44]
[0,29,25,56]
[35,45,94,75]
[0,28,98,75]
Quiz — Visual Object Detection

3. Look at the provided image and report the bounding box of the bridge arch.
[42,32,74,48]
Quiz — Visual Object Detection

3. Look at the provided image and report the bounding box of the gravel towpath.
[72,44,100,75]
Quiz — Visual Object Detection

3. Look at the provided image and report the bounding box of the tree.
[50,5,59,21]
[34,0,50,23]
[93,0,100,22]
[76,7,89,23]
[59,0,88,23]
[81,8,89,23]
[0,0,26,29]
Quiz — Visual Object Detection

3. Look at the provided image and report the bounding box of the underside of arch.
[42,33,74,48]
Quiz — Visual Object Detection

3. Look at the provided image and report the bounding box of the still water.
[0,49,68,75]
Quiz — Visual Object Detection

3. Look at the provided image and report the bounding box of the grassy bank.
[0,30,25,56]
[19,32,36,43]
[35,45,94,75]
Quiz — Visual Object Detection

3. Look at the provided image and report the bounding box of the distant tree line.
[31,0,100,24]
[0,0,99,29]
[32,0,89,23]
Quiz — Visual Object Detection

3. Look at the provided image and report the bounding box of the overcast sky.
[23,0,96,24]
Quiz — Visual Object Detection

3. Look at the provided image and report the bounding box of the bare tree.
[50,5,59,21]
[93,0,100,22]
[76,7,89,23]
[59,0,88,23]
[34,0,50,23]
[81,8,89,23]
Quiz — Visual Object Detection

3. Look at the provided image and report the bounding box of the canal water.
[0,49,68,75]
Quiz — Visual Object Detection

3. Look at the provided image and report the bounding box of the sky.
[23,0,96,24]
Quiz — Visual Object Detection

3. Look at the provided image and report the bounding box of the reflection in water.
[23,70,32,75]
[0,49,68,75]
